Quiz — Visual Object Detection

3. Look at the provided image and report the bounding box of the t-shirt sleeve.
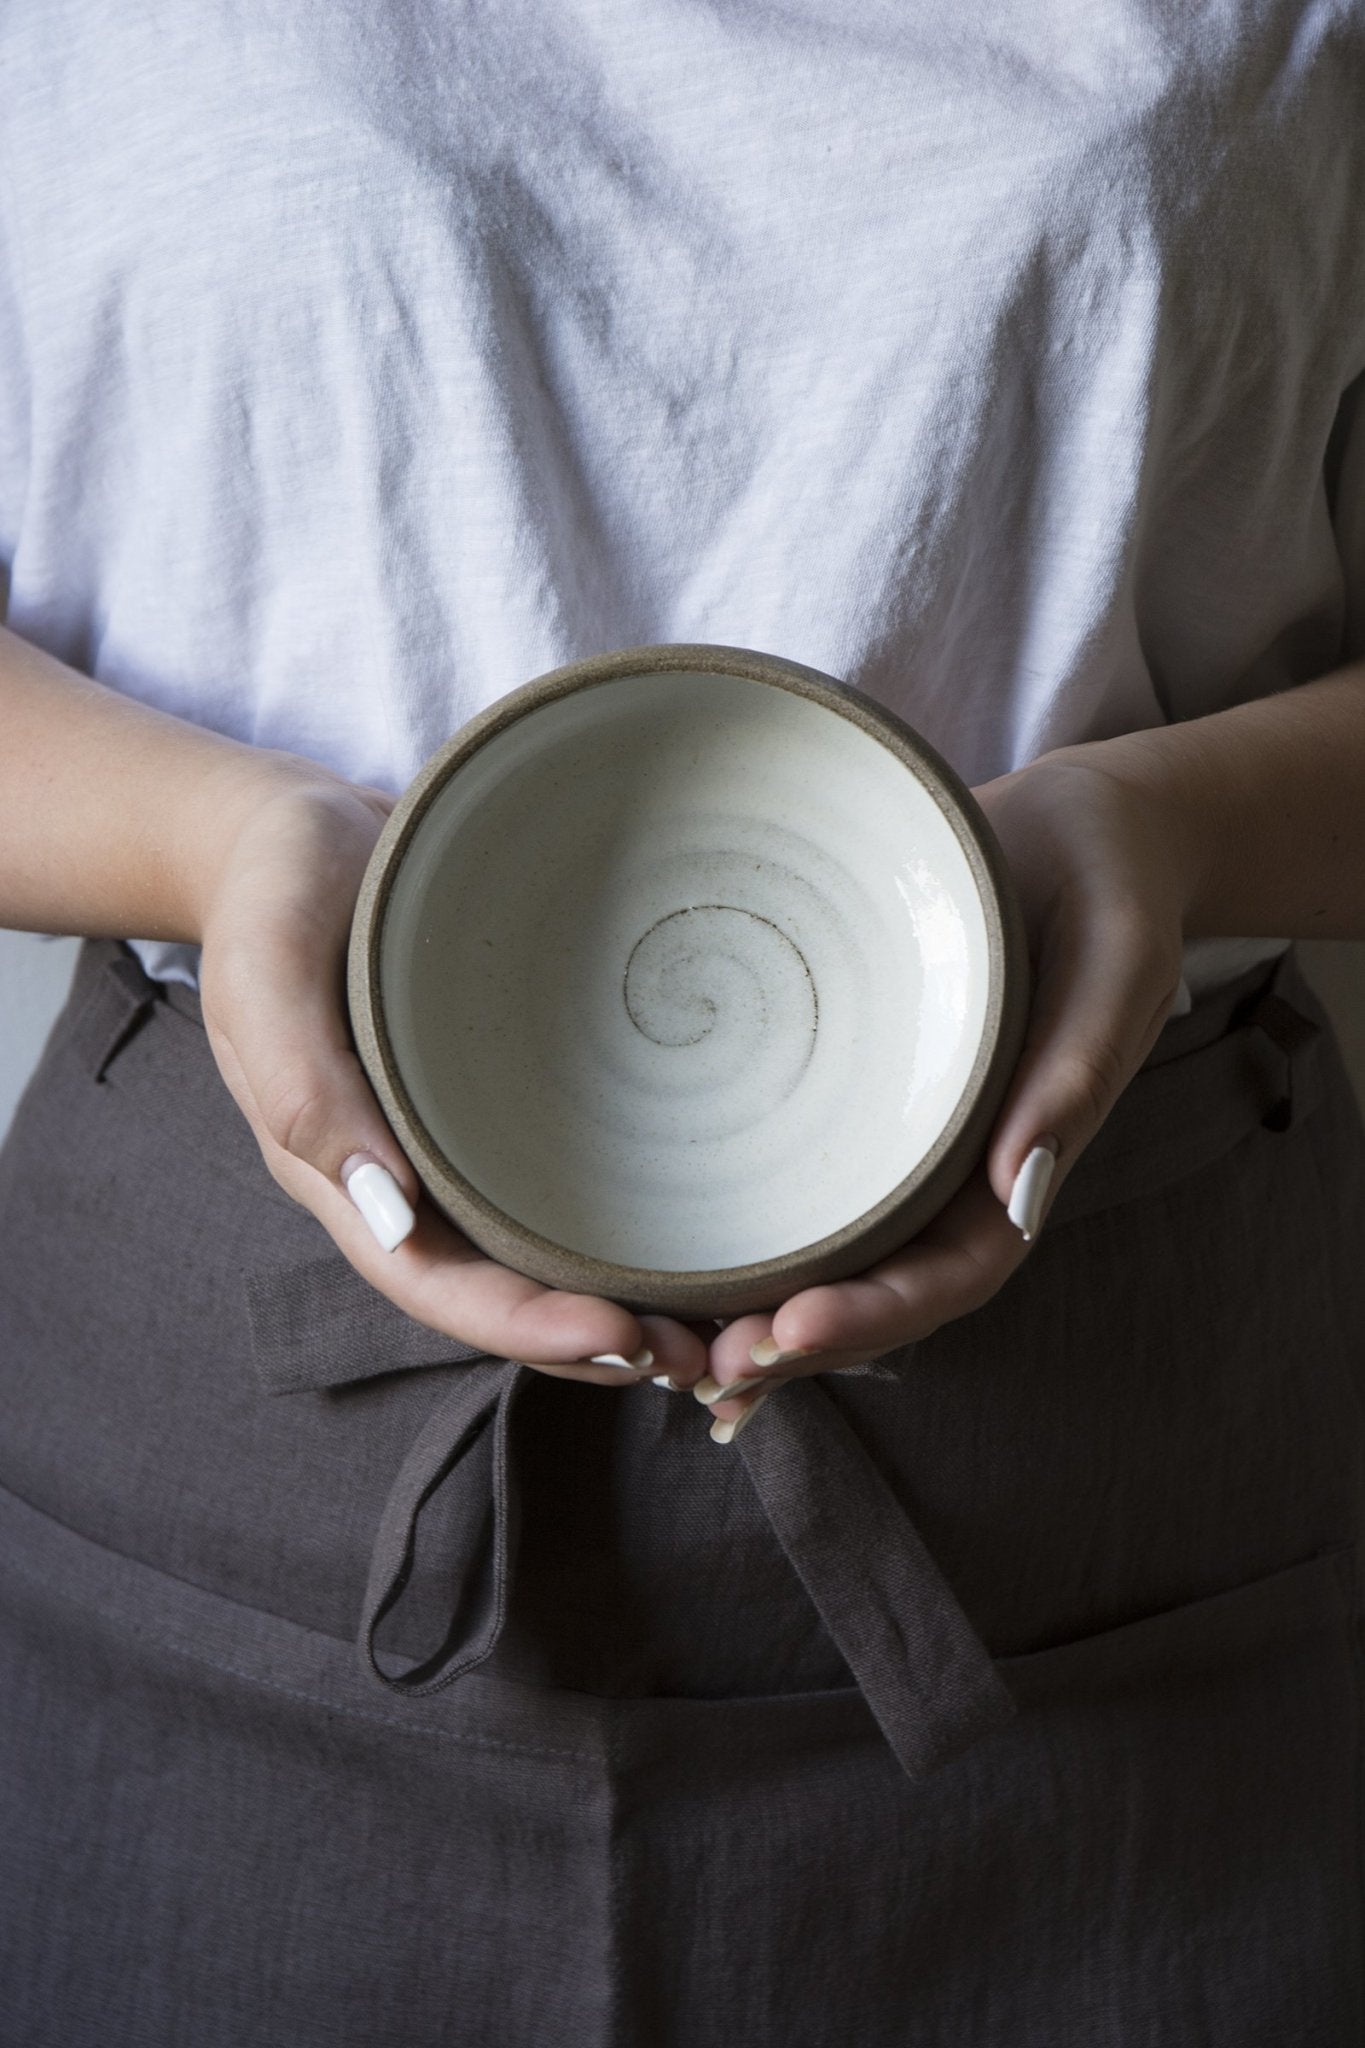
[1328,368,1365,666]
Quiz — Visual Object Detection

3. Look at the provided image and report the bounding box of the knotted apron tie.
[225,940,1328,1786]
[347,1358,1015,1777]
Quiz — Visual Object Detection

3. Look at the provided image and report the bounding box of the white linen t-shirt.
[1,1,1363,1003]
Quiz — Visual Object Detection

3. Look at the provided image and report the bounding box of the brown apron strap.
[359,1359,529,1694]
[738,1378,1018,1777]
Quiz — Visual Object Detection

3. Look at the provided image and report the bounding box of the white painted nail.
[652,1374,688,1392]
[343,1160,416,1252]
[590,1348,655,1373]
[749,1339,818,1368]
[710,1387,774,1443]
[692,1373,767,1406]
[1007,1140,1059,1242]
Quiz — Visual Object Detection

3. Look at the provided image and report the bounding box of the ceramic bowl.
[348,644,1029,1317]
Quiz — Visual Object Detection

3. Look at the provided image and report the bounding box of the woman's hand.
[697,745,1194,1431]
[0,628,705,1385]
[197,764,711,1389]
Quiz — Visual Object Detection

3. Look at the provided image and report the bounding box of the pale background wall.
[1,930,82,1138]
[2,925,1364,1150]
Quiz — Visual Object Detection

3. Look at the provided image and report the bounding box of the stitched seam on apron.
[0,1521,598,1763]
[0,1473,880,1748]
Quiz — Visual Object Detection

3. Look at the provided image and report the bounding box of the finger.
[198,801,717,1377]
[704,1379,784,1442]
[251,1086,715,1380]
[512,1313,711,1388]
[693,1312,873,1418]
[985,895,1182,1229]
[707,1312,777,1386]
[216,992,697,1377]
[207,997,655,1366]
[639,1315,711,1390]
[691,1316,790,1413]
[717,1168,1028,1364]
[326,1195,660,1366]
[706,1312,864,1384]
[217,984,670,1373]
[519,1359,669,1388]
[207,921,421,1218]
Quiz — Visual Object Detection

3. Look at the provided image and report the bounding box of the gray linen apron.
[0,937,1362,2046]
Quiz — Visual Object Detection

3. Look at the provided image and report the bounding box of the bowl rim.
[347,642,1029,1315]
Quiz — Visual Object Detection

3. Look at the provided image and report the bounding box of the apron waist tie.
[361,1360,530,1695]
[357,1358,1015,1778]
[736,1377,1018,1774]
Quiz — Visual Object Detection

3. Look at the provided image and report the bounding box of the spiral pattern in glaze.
[382,666,991,1273]
[624,901,816,1079]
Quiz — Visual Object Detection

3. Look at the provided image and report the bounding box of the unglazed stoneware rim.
[347,643,1030,1317]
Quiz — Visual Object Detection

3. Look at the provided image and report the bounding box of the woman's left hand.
[697,742,1196,1431]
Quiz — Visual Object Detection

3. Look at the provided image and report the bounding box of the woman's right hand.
[197,762,711,1389]
[0,624,706,1387]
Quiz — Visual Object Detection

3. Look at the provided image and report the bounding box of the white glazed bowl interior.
[381,669,992,1273]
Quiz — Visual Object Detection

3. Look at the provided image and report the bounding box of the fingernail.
[342,1157,416,1252]
[692,1373,768,1406]
[652,1374,688,1392]
[590,1348,655,1373]
[1007,1138,1059,1242]
[710,1387,775,1443]
[748,1339,819,1368]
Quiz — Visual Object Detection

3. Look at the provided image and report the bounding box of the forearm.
[1076,660,1365,942]
[0,623,326,940]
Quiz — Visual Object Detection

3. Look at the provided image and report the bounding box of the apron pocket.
[608,1544,1364,2044]
[946,1542,1365,2040]
[3,1475,1360,2043]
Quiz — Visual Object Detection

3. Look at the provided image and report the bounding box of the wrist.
[1038,730,1217,936]
[176,748,367,945]
[1039,667,1365,943]
[192,755,391,968]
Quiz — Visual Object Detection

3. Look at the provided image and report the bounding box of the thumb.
[986,901,1182,1238]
